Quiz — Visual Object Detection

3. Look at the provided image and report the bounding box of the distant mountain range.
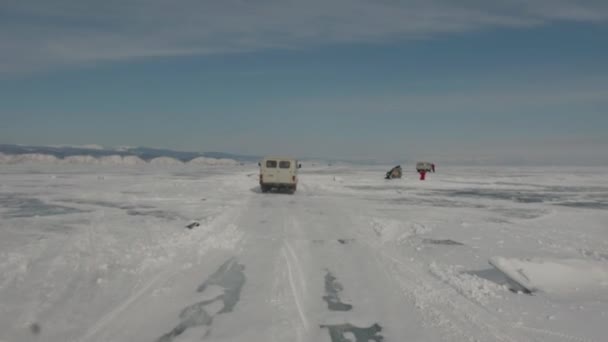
[0,144,260,163]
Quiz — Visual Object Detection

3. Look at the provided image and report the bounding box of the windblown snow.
[0,163,607,342]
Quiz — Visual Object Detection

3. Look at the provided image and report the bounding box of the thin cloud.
[1,0,608,73]
[264,78,608,117]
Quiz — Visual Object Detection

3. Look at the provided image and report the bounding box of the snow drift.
[148,157,183,166]
[1,153,60,164]
[489,257,608,296]
[63,155,101,164]
[188,156,239,166]
[98,155,147,166]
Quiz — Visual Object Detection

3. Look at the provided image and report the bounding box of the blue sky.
[1,0,607,163]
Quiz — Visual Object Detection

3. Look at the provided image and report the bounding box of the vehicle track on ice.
[371,246,521,342]
[286,206,439,342]
[297,189,531,342]
[189,180,530,342]
[77,172,598,342]
[355,219,600,342]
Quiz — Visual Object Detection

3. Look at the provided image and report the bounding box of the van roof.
[262,156,298,160]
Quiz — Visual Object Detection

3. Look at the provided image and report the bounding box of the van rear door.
[263,159,278,183]
[276,160,294,184]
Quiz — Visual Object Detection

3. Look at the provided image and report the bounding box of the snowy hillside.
[0,152,239,166]
[0,164,607,342]
[188,156,239,166]
[0,144,256,164]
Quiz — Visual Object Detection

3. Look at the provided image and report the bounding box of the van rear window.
[279,161,291,169]
[266,160,277,168]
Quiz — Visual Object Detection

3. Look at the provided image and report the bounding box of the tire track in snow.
[78,201,248,342]
[269,255,298,342]
[514,324,600,342]
[363,219,599,342]
[281,245,311,337]
[282,212,311,335]
[350,216,521,342]
[285,241,309,300]
[285,219,310,296]
[374,246,520,342]
[79,267,177,342]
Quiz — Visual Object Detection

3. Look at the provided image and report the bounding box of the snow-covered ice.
[489,257,608,296]
[1,163,607,342]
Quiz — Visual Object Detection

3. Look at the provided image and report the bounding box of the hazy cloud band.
[2,0,608,73]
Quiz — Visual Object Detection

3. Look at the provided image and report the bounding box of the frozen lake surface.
[1,164,607,342]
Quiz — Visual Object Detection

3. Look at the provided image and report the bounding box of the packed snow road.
[1,164,607,341]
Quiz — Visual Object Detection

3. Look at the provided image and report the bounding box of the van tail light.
[260,175,263,182]
[292,176,296,182]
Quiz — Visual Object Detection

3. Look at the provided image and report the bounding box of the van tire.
[261,185,270,193]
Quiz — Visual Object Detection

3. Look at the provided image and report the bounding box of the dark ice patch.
[306,169,357,175]
[490,208,548,219]
[175,306,211,334]
[186,221,200,229]
[322,271,352,312]
[347,185,409,191]
[467,268,531,294]
[172,170,224,178]
[555,201,608,210]
[311,239,354,245]
[494,181,547,188]
[57,198,155,210]
[56,198,156,212]
[486,217,512,224]
[126,209,180,220]
[29,323,41,335]
[423,239,464,246]
[0,193,87,218]
[483,263,535,295]
[158,258,245,342]
[441,189,551,203]
[440,187,608,209]
[121,191,146,195]
[579,249,608,261]
[196,258,245,314]
[546,185,608,193]
[388,197,486,209]
[157,305,213,342]
[586,193,608,200]
[321,323,384,342]
[468,268,510,286]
